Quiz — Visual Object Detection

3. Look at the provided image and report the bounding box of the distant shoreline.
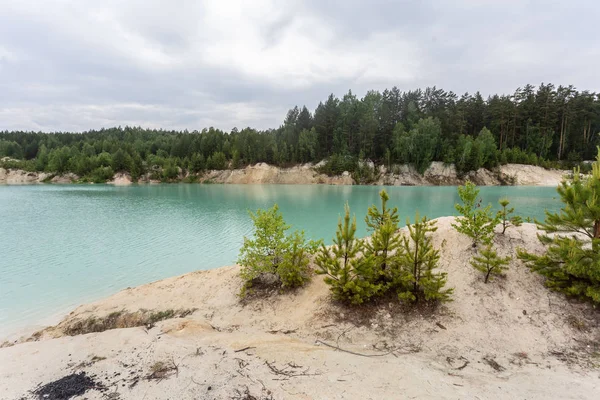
[0,161,569,187]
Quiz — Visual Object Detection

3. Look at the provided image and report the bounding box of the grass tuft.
[62,308,197,336]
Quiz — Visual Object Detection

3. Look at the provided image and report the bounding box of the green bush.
[85,166,115,183]
[278,231,317,289]
[452,181,499,247]
[352,160,378,184]
[162,162,179,181]
[238,204,319,296]
[316,154,358,176]
[208,151,228,170]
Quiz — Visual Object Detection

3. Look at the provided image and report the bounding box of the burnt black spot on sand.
[32,372,105,399]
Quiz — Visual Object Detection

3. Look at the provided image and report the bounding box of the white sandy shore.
[1,217,598,399]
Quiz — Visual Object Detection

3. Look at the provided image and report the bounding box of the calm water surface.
[0,184,560,336]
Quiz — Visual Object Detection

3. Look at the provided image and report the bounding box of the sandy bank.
[0,168,77,184]
[1,217,598,399]
[0,162,569,186]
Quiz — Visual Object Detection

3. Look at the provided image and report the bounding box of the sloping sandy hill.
[1,218,598,399]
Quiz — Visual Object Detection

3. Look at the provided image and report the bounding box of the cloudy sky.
[0,0,598,132]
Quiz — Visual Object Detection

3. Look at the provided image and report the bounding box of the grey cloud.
[0,0,599,132]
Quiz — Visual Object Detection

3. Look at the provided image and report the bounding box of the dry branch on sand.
[147,359,179,381]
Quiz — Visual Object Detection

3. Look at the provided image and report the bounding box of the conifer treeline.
[0,83,598,181]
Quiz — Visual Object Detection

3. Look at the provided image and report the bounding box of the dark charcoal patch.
[33,372,104,399]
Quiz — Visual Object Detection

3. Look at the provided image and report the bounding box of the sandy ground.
[0,168,76,184]
[1,162,568,186]
[499,164,570,186]
[1,217,599,399]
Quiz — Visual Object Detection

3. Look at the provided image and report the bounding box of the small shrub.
[470,246,511,283]
[497,198,522,234]
[277,230,317,289]
[85,166,114,183]
[238,204,287,289]
[452,181,499,247]
[238,204,319,296]
[183,174,199,183]
[316,154,358,176]
[162,163,179,181]
[352,160,379,184]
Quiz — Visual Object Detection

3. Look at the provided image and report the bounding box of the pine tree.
[497,198,523,234]
[365,189,399,231]
[518,148,600,303]
[452,181,499,247]
[316,204,381,304]
[470,246,511,283]
[365,217,403,283]
[396,213,453,303]
[364,189,403,280]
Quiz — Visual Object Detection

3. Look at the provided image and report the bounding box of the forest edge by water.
[0,161,570,186]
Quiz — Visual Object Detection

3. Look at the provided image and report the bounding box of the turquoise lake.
[0,184,560,337]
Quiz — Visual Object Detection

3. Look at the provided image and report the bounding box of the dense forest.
[0,83,598,182]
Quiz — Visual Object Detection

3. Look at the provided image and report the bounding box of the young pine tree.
[470,246,511,283]
[364,190,403,281]
[452,181,498,247]
[497,198,523,234]
[518,148,600,303]
[365,189,399,232]
[396,213,453,303]
[316,204,381,304]
[365,218,403,284]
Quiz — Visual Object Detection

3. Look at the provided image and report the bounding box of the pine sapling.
[365,218,403,283]
[316,203,381,304]
[470,246,511,283]
[365,189,399,231]
[364,189,403,282]
[518,147,600,304]
[497,198,522,234]
[452,181,499,247]
[396,213,453,303]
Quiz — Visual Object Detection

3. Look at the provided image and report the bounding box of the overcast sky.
[1,0,598,132]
